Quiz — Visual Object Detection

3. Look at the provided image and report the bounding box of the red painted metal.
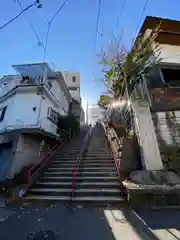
[71,128,92,196]
[26,143,58,191]
[26,131,75,192]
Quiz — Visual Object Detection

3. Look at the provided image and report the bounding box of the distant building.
[62,72,80,103]
[88,104,105,126]
[62,71,82,121]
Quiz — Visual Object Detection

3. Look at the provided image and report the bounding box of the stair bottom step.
[28,188,122,197]
[35,182,120,188]
[24,195,124,203]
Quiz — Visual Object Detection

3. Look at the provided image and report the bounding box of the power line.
[99,0,105,38]
[15,0,44,48]
[43,0,69,62]
[93,0,103,52]
[115,0,126,30]
[133,0,149,41]
[0,1,42,31]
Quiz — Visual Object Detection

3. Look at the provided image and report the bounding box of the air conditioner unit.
[47,107,58,124]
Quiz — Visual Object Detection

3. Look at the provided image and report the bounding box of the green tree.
[97,26,161,99]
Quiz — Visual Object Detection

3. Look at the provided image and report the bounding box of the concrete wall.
[8,134,41,179]
[62,72,80,102]
[0,84,70,136]
[48,79,69,113]
[132,100,163,171]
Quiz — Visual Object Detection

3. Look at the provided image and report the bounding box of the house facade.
[0,63,72,181]
[137,17,180,147]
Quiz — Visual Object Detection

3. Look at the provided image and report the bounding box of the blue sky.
[0,0,179,105]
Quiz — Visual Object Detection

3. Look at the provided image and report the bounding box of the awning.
[12,62,56,79]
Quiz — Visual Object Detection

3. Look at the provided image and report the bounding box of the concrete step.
[25,195,124,203]
[34,181,120,188]
[40,176,118,182]
[51,159,114,164]
[50,163,115,168]
[29,188,121,197]
[45,170,117,177]
[49,167,116,172]
[54,156,113,161]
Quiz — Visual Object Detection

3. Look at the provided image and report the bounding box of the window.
[47,82,52,90]
[0,106,7,122]
[68,87,78,91]
[47,107,58,124]
[72,76,76,82]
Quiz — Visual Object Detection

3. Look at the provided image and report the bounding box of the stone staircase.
[71,124,124,204]
[25,130,88,201]
[25,125,124,204]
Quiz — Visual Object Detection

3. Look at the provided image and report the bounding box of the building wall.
[0,84,70,136]
[8,134,41,179]
[144,28,180,64]
[48,78,69,112]
[39,91,61,135]
[62,72,80,102]
[88,105,105,126]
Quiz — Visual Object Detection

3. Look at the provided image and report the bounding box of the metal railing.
[71,127,92,196]
[101,122,125,193]
[26,130,75,193]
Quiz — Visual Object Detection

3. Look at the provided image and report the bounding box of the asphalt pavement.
[0,202,180,239]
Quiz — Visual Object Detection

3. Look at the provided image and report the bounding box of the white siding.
[62,71,80,102]
[0,83,69,136]
[144,29,180,64]
[0,96,15,132]
[158,44,180,64]
[9,91,41,127]
[39,93,61,135]
[48,79,69,114]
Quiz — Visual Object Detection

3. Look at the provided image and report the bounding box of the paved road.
[1,203,180,239]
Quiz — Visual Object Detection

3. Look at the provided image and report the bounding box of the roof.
[139,16,180,36]
[12,62,56,79]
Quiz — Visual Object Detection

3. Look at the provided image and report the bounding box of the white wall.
[144,28,180,64]
[0,83,69,136]
[88,105,105,126]
[39,91,64,135]
[159,44,180,64]
[49,79,69,112]
[0,95,16,131]
[62,71,80,102]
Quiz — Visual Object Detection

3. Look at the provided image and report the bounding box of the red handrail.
[71,127,92,196]
[26,131,75,192]
[102,122,121,178]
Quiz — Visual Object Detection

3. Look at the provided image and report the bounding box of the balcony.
[0,76,38,98]
[130,78,180,112]
[150,87,180,112]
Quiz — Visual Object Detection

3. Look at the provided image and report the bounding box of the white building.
[62,71,80,103]
[62,71,82,120]
[0,63,72,181]
[0,63,71,136]
[88,104,105,126]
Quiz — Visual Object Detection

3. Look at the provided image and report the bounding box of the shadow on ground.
[0,203,116,240]
[121,207,180,240]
